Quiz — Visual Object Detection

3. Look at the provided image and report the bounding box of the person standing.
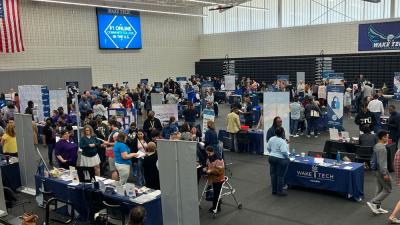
[388,105,400,145]
[289,96,301,137]
[266,117,285,142]
[142,142,160,190]
[305,99,321,138]
[355,105,376,133]
[79,125,106,176]
[54,130,78,169]
[205,146,225,213]
[267,127,290,196]
[1,123,17,157]
[388,147,400,223]
[368,94,385,133]
[143,111,162,139]
[162,116,179,139]
[182,102,197,128]
[367,130,392,214]
[113,132,138,185]
[226,107,241,152]
[344,88,353,119]
[42,118,56,166]
[204,121,221,159]
[243,95,253,128]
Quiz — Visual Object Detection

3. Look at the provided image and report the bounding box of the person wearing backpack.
[367,130,392,215]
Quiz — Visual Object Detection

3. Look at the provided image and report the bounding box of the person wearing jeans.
[267,127,290,196]
[367,130,392,215]
[289,96,302,137]
[42,118,56,166]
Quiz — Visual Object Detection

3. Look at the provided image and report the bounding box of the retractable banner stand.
[157,140,200,225]
[14,114,39,195]
[202,109,215,138]
[327,86,344,131]
[296,72,305,86]
[394,72,400,101]
[263,92,290,155]
[224,75,236,91]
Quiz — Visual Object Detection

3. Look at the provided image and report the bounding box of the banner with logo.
[359,21,400,51]
[328,73,344,86]
[152,104,178,123]
[224,75,236,91]
[263,92,290,155]
[394,72,400,101]
[202,109,215,138]
[327,85,344,131]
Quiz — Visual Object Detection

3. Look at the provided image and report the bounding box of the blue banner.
[394,72,400,101]
[0,0,4,18]
[359,21,400,51]
[327,86,344,131]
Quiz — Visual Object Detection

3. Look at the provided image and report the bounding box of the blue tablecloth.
[218,130,264,154]
[35,175,163,224]
[1,162,21,191]
[285,156,364,200]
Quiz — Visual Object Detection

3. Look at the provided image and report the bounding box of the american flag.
[0,0,24,53]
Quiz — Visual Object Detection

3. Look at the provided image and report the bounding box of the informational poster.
[224,75,236,91]
[327,85,344,131]
[394,72,400,101]
[202,109,215,138]
[296,72,305,86]
[153,104,178,123]
[49,90,68,113]
[66,81,79,104]
[263,92,290,155]
[18,85,49,122]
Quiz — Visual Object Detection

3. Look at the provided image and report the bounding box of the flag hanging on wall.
[0,0,24,53]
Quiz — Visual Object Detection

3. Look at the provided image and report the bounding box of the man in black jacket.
[143,111,163,138]
[388,105,400,145]
[355,105,376,132]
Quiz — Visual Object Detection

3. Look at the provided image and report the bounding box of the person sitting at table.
[114,132,138,185]
[266,117,285,142]
[162,116,178,139]
[204,146,225,213]
[143,142,160,190]
[79,125,107,176]
[1,122,17,157]
[128,206,146,225]
[267,127,290,196]
[204,121,222,159]
[55,130,78,169]
[359,124,378,147]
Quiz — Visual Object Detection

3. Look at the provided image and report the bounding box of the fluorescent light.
[31,0,207,17]
[187,0,269,11]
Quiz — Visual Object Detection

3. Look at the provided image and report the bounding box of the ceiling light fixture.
[187,0,269,11]
[31,0,207,17]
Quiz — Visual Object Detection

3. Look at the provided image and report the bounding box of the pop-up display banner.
[327,85,344,131]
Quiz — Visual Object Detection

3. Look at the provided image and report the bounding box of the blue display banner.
[97,8,142,49]
[394,72,400,101]
[41,86,50,118]
[359,21,400,51]
[327,85,344,131]
[0,0,4,18]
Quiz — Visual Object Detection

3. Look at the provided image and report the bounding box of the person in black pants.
[205,146,225,213]
[42,118,56,166]
[142,142,160,190]
[183,102,197,128]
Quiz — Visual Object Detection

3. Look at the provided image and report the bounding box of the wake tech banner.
[327,85,344,131]
[359,21,400,51]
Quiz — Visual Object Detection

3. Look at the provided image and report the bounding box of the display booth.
[152,104,178,123]
[18,85,50,122]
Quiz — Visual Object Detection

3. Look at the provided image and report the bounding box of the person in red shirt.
[122,94,133,109]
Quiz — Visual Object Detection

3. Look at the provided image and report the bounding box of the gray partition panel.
[157,140,200,225]
[0,169,8,217]
[0,67,92,91]
[14,114,39,194]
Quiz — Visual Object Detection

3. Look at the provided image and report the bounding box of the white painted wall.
[0,0,201,86]
[199,19,400,59]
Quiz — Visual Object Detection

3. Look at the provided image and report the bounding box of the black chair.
[237,132,251,152]
[338,152,356,162]
[103,200,125,225]
[222,136,232,150]
[355,145,373,163]
[307,151,327,158]
[45,197,75,225]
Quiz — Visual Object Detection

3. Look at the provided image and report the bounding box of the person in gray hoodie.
[367,130,392,215]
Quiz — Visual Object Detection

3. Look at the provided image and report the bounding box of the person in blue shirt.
[289,96,302,137]
[162,116,179,139]
[113,132,139,185]
[267,126,290,196]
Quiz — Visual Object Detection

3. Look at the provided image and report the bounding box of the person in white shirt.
[368,94,385,133]
[93,99,107,119]
[344,88,353,119]
[289,96,302,137]
[165,93,179,104]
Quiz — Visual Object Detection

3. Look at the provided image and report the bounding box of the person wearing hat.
[344,87,353,119]
[226,106,241,152]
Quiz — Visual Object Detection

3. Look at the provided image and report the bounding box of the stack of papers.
[136,151,146,159]
[344,166,353,170]
[131,190,161,204]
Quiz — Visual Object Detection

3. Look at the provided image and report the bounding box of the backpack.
[370,151,378,171]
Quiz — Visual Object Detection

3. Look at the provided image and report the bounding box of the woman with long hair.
[1,122,17,157]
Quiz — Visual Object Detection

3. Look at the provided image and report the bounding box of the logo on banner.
[368,26,400,50]
[297,165,335,183]
[104,16,137,49]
